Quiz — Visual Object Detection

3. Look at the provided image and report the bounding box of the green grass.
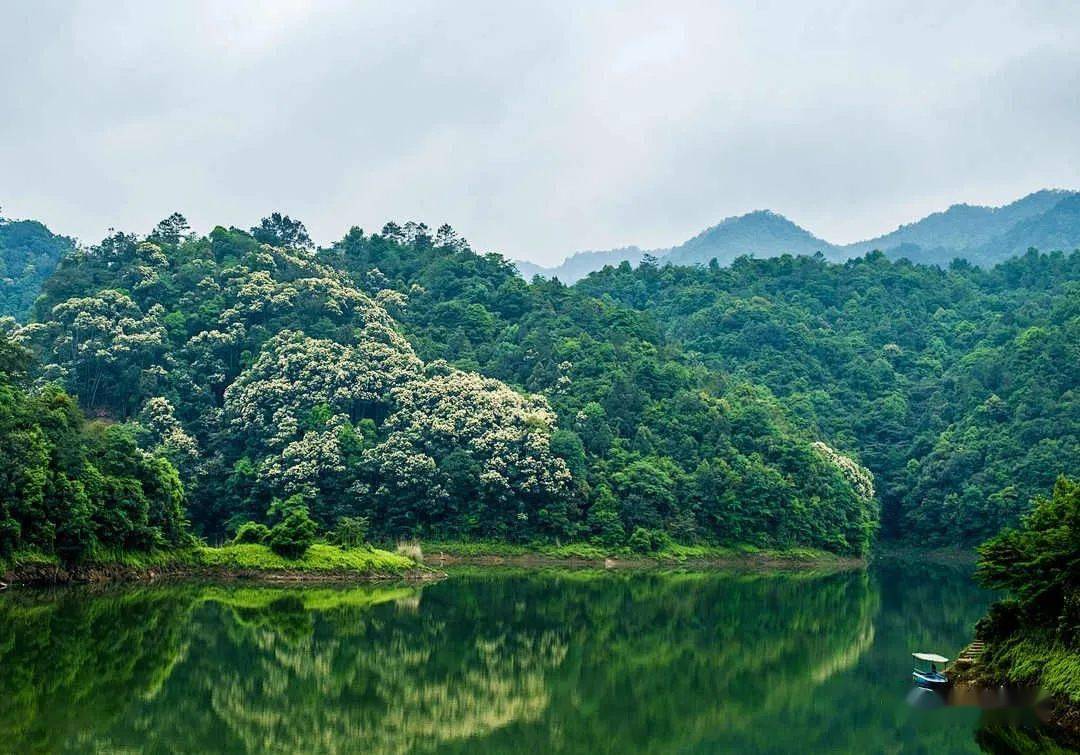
[1,549,60,571]
[194,543,418,573]
[418,540,847,563]
[5,543,422,577]
[984,633,1080,703]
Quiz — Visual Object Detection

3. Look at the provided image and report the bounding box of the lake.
[0,560,1063,753]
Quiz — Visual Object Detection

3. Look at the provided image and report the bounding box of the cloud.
[2,1,1079,263]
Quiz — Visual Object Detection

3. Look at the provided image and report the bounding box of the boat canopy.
[912,653,949,663]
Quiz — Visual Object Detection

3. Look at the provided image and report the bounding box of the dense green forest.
[0,216,72,320]
[320,224,1077,545]
[2,210,1076,560]
[0,335,187,560]
[570,252,1079,543]
[2,215,876,557]
[974,476,1079,706]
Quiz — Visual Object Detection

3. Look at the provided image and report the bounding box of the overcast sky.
[2,1,1079,264]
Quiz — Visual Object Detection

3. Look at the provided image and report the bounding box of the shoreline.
[1035,697,1080,743]
[425,552,866,571]
[954,654,1080,744]
[420,541,865,571]
[869,543,978,565]
[2,541,868,588]
[2,561,442,587]
[3,540,977,588]
[1,543,440,588]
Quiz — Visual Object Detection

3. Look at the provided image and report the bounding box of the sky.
[2,1,1079,265]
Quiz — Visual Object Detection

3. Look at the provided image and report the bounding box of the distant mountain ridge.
[517,189,1080,281]
[665,210,840,267]
[515,246,645,280]
[0,217,74,320]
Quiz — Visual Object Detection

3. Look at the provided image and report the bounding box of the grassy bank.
[979,634,1080,704]
[417,540,859,567]
[960,634,1080,737]
[2,539,861,586]
[2,543,430,586]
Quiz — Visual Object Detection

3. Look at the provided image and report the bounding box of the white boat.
[912,652,951,689]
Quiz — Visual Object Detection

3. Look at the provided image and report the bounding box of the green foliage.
[250,212,312,249]
[585,485,625,548]
[627,527,673,553]
[0,216,73,320]
[975,478,1080,703]
[0,334,187,561]
[15,209,1076,557]
[268,503,318,559]
[977,477,1079,631]
[21,217,577,549]
[977,632,1080,704]
[316,225,881,553]
[572,250,1079,545]
[232,521,270,545]
[329,515,369,548]
[195,543,416,572]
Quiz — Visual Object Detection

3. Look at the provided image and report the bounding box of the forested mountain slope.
[842,189,1074,259]
[574,252,1079,543]
[0,216,73,320]
[9,210,1076,554]
[14,216,877,554]
[516,211,836,282]
[515,246,645,281]
[324,225,1077,545]
[663,210,838,267]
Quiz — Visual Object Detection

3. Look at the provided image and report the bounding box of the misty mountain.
[842,189,1076,260]
[663,210,838,267]
[0,217,74,320]
[515,246,645,280]
[970,192,1080,265]
[517,212,835,282]
[522,189,1080,281]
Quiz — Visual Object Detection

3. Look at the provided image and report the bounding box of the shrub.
[330,516,369,548]
[627,527,655,553]
[232,521,270,545]
[268,507,318,559]
[586,486,625,549]
[628,527,673,553]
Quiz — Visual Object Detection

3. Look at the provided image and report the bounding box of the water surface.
[0,560,1061,753]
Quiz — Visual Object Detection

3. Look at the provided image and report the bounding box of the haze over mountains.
[516,189,1080,282]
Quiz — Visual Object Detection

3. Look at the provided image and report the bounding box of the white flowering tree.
[30,290,167,416]
[224,329,421,450]
[368,369,574,538]
[135,397,201,474]
[812,442,875,503]
[24,222,584,541]
[217,327,420,523]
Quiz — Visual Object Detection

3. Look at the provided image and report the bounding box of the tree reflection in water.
[0,565,1029,754]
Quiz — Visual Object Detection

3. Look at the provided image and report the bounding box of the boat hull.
[913,671,950,690]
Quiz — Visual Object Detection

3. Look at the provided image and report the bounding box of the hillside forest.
[0,210,1076,562]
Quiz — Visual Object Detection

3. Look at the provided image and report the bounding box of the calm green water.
[0,561,1064,753]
